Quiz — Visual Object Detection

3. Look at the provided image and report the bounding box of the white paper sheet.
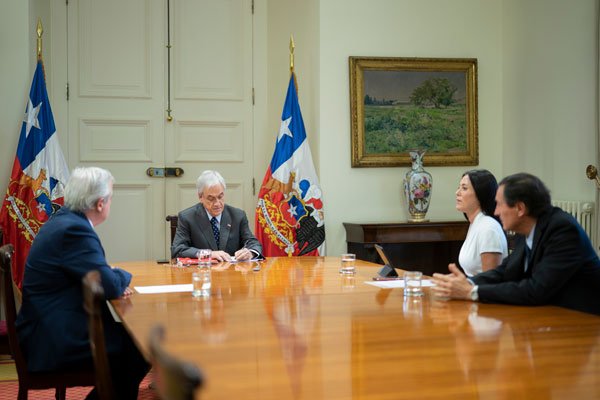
[134,284,193,294]
[364,279,435,289]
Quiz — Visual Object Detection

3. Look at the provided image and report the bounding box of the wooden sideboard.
[343,220,469,276]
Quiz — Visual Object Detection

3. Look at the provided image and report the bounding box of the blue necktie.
[210,217,220,247]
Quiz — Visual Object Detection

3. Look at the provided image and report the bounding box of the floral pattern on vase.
[404,150,432,222]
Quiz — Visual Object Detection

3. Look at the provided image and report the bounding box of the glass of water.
[197,249,212,267]
[339,253,356,274]
[192,268,211,297]
[403,270,423,297]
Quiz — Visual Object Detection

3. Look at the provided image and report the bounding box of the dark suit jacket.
[473,207,600,315]
[16,207,132,372]
[171,203,262,258]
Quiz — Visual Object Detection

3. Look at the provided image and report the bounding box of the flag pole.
[36,18,47,81]
[289,35,297,92]
[36,18,43,61]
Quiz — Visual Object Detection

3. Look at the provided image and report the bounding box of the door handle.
[586,165,600,189]
[146,167,184,178]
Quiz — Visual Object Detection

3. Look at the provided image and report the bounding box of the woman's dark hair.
[499,173,551,218]
[462,169,499,218]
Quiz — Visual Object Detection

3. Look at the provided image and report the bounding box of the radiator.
[552,200,595,243]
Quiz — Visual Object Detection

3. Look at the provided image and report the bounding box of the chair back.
[0,244,28,376]
[149,324,203,400]
[166,215,179,245]
[82,270,114,400]
[1,244,95,399]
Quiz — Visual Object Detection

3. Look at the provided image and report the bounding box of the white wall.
[318,0,505,256]
[263,0,320,179]
[502,0,597,202]
[0,1,30,195]
[0,0,54,201]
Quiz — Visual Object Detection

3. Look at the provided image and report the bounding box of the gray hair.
[196,170,226,194]
[64,167,114,213]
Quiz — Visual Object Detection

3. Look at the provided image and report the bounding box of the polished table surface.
[112,257,600,399]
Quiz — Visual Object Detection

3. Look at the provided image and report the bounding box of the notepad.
[365,279,435,289]
[134,284,193,294]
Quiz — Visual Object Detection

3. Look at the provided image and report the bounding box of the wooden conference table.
[111,257,600,400]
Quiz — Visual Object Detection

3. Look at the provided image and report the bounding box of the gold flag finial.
[36,18,43,60]
[289,35,295,73]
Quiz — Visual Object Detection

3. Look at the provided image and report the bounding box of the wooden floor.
[112,257,600,400]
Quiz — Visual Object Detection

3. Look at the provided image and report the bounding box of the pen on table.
[372,277,403,281]
[242,240,254,255]
[233,240,251,262]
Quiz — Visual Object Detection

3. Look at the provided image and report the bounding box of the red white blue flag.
[0,60,70,287]
[255,73,325,256]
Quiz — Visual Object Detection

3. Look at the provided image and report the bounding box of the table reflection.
[112,258,600,400]
[260,257,323,397]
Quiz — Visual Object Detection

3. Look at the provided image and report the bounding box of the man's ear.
[96,197,105,212]
[515,201,528,217]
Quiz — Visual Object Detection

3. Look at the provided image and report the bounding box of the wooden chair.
[166,215,179,245]
[82,270,114,400]
[149,324,203,400]
[0,244,95,400]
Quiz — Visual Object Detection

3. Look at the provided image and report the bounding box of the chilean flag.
[255,73,325,256]
[0,60,70,287]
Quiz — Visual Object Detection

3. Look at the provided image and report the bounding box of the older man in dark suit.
[16,166,149,399]
[433,173,600,315]
[171,170,262,261]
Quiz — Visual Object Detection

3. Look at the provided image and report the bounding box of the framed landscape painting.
[349,57,478,167]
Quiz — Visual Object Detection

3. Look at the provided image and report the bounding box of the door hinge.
[66,82,69,101]
[253,178,256,196]
[251,0,254,14]
[252,87,255,105]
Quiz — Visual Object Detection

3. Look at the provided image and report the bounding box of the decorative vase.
[404,150,432,222]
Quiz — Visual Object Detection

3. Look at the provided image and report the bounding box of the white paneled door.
[54,0,255,262]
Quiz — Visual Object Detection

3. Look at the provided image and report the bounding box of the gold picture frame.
[349,57,478,167]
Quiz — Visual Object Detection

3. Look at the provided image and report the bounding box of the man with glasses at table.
[171,170,262,262]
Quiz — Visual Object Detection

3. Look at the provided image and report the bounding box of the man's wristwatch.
[470,285,479,302]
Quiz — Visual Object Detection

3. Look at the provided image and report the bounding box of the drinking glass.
[339,253,356,274]
[197,249,212,267]
[403,270,423,297]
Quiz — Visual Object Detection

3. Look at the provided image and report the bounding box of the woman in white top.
[452,169,508,277]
